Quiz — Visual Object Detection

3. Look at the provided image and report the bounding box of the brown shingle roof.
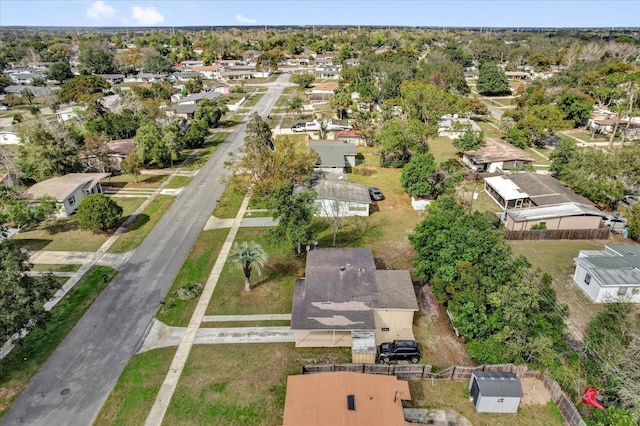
[467,138,534,164]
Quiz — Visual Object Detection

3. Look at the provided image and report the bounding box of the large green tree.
[228,241,268,292]
[58,75,109,104]
[452,129,485,152]
[477,61,511,96]
[400,153,462,199]
[78,41,116,74]
[76,193,123,232]
[142,54,173,74]
[0,238,58,342]
[47,61,74,82]
[268,182,317,254]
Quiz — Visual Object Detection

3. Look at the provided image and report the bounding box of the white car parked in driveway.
[603,215,627,231]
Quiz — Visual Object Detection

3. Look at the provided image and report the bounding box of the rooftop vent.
[347,394,355,411]
[339,265,345,271]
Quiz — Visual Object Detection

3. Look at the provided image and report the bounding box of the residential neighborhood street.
[0,72,292,426]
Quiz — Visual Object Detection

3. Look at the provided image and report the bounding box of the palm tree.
[228,241,268,292]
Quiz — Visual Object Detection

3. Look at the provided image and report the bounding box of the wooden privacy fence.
[302,363,584,426]
[505,228,610,241]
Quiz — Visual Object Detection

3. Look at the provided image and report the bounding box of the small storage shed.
[469,371,522,413]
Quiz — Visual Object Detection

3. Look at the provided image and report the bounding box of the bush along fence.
[302,363,586,426]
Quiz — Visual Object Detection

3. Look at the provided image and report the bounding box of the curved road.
[1,72,291,426]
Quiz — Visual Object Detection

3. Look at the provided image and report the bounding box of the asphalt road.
[0,72,291,426]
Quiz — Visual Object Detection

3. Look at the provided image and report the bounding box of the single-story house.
[312,179,372,218]
[204,81,231,95]
[94,73,124,84]
[25,173,111,216]
[336,130,367,146]
[191,66,219,79]
[308,141,357,172]
[176,91,222,105]
[4,85,56,98]
[505,202,606,231]
[314,53,336,66]
[345,57,361,66]
[219,69,253,80]
[463,138,534,173]
[315,65,342,80]
[283,372,412,426]
[438,114,482,139]
[484,173,594,210]
[505,71,531,81]
[0,127,21,145]
[55,107,81,123]
[291,248,418,363]
[180,60,205,68]
[469,371,522,414]
[573,245,640,303]
[171,71,205,82]
[165,103,197,120]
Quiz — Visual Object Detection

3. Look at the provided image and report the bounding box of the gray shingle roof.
[308,141,356,167]
[472,372,522,398]
[291,248,417,331]
[501,173,595,207]
[313,180,371,204]
[25,173,111,201]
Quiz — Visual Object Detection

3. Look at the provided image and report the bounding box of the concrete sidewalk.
[203,215,278,230]
[29,251,133,269]
[137,319,294,353]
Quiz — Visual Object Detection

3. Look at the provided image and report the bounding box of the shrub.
[76,194,123,232]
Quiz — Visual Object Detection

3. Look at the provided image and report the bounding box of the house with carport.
[573,245,640,303]
[291,248,419,363]
[463,138,533,173]
[25,173,111,217]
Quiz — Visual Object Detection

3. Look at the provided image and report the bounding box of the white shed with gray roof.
[469,371,522,413]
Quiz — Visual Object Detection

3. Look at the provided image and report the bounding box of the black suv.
[377,340,421,363]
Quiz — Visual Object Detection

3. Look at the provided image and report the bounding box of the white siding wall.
[476,395,520,413]
[315,199,369,217]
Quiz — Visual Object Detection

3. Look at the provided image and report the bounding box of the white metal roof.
[507,202,605,222]
[484,176,529,201]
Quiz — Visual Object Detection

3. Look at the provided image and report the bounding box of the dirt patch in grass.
[157,229,229,327]
[108,195,175,253]
[164,344,351,426]
[94,347,177,426]
[510,239,606,340]
[407,380,562,426]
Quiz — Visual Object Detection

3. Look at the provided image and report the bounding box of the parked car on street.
[368,187,384,201]
[376,340,421,364]
[603,215,627,231]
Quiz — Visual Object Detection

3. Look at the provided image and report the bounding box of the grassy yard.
[180,131,230,171]
[408,380,563,426]
[525,147,552,166]
[429,136,459,164]
[212,179,247,219]
[164,344,351,426]
[206,227,303,317]
[11,217,110,252]
[565,130,610,144]
[30,264,80,272]
[105,173,167,189]
[164,175,193,189]
[94,347,177,426]
[108,195,175,253]
[475,121,502,138]
[0,266,116,416]
[241,92,265,109]
[280,113,315,129]
[156,229,229,327]
[510,239,606,338]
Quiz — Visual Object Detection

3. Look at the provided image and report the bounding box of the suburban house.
[94,73,125,84]
[469,371,522,414]
[191,65,219,79]
[165,103,197,120]
[55,107,81,123]
[315,65,342,80]
[4,85,57,98]
[291,248,419,363]
[25,173,111,216]
[219,69,253,80]
[204,81,231,95]
[573,245,640,303]
[311,179,372,218]
[0,127,20,145]
[438,114,482,139]
[179,60,205,68]
[336,130,367,146]
[314,53,336,66]
[505,202,606,231]
[308,81,338,103]
[462,138,534,173]
[308,140,357,172]
[176,91,222,105]
[79,139,136,172]
[283,372,412,426]
[484,173,595,211]
[171,71,205,82]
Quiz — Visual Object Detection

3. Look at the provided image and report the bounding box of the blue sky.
[1,1,639,28]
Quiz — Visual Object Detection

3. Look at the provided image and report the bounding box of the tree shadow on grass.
[138,174,166,184]
[13,238,51,251]
[252,259,302,289]
[43,218,79,235]
[119,213,149,233]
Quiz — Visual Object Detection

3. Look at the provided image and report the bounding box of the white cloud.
[235,14,257,24]
[131,6,164,25]
[86,1,116,20]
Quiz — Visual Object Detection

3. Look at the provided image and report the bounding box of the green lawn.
[428,136,459,164]
[164,175,192,189]
[156,229,229,327]
[0,266,116,416]
[206,227,303,317]
[105,173,167,189]
[108,195,175,253]
[180,132,230,171]
[212,179,247,219]
[94,347,177,426]
[164,344,351,426]
[11,217,110,252]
